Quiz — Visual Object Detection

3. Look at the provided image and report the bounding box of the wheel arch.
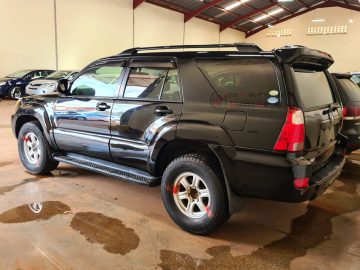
[152,122,239,214]
[14,108,57,149]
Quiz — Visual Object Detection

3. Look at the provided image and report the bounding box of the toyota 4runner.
[12,44,347,235]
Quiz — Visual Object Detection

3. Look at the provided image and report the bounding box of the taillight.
[274,107,305,152]
[294,178,310,189]
[343,106,360,120]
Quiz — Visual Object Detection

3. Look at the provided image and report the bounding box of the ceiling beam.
[184,0,224,22]
[220,3,278,32]
[133,0,145,9]
[246,0,360,38]
[326,0,360,11]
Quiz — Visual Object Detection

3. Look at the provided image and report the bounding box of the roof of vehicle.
[94,44,334,70]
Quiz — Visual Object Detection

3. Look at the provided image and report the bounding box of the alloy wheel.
[173,172,211,219]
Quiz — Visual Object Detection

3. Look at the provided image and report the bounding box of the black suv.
[332,73,360,153]
[12,44,347,235]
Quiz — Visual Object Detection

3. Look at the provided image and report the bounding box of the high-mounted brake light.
[343,106,360,120]
[274,107,305,152]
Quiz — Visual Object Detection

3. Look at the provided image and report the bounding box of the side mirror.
[57,79,70,95]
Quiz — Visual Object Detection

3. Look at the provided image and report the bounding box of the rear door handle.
[96,102,111,111]
[154,106,173,116]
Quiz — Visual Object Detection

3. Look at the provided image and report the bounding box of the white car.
[25,70,78,96]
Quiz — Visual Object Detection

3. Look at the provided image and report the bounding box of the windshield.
[293,69,335,110]
[46,71,72,79]
[336,78,360,102]
[6,70,31,78]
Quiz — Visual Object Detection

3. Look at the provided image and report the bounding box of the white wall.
[57,0,133,70]
[0,0,246,77]
[0,0,56,77]
[246,7,360,72]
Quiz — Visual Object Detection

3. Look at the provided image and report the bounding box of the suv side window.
[123,62,181,101]
[70,62,124,97]
[198,59,280,106]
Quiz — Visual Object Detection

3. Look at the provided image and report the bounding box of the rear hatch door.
[292,68,342,170]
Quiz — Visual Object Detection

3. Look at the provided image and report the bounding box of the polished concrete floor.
[0,99,360,270]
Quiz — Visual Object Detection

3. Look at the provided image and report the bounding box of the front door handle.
[154,106,173,116]
[96,102,111,111]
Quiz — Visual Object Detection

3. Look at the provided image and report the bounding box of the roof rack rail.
[119,43,262,55]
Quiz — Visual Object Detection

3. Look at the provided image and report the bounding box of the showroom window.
[70,63,124,97]
[198,59,280,106]
[123,65,181,101]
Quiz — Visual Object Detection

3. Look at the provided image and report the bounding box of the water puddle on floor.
[159,160,360,270]
[0,161,12,168]
[0,201,71,224]
[0,169,78,195]
[0,124,11,129]
[70,212,140,255]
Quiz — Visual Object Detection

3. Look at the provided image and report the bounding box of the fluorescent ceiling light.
[349,18,354,23]
[225,0,249,10]
[268,24,274,28]
[278,0,294,2]
[253,8,284,22]
[312,18,326,23]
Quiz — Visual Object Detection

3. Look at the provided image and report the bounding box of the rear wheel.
[8,86,23,99]
[161,154,229,235]
[18,121,59,175]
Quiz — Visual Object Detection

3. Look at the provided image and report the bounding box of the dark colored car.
[12,44,347,235]
[0,69,55,99]
[332,73,360,153]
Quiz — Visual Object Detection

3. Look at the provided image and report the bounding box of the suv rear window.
[198,59,280,106]
[293,69,335,109]
[336,78,360,102]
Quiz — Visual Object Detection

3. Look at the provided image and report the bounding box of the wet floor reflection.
[0,125,11,129]
[0,201,71,224]
[159,160,360,270]
[71,212,140,255]
[0,161,12,168]
[0,170,78,196]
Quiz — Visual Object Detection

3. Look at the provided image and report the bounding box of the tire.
[8,86,23,99]
[161,154,229,235]
[18,121,59,175]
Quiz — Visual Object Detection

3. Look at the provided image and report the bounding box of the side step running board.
[53,153,160,187]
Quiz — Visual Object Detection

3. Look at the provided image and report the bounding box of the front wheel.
[161,154,229,235]
[8,86,23,99]
[18,121,59,175]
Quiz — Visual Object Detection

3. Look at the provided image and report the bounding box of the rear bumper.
[211,142,346,203]
[287,153,345,202]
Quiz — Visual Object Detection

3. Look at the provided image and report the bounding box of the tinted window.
[70,63,124,97]
[352,75,360,87]
[294,70,334,109]
[198,59,280,106]
[124,67,181,101]
[336,78,360,102]
[161,69,181,101]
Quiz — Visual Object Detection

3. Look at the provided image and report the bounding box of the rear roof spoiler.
[275,46,334,69]
[332,73,352,79]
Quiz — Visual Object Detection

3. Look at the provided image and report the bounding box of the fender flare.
[14,106,57,149]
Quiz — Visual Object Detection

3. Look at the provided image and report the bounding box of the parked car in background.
[332,73,360,153]
[26,70,78,96]
[12,44,347,234]
[351,72,360,87]
[0,69,55,99]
